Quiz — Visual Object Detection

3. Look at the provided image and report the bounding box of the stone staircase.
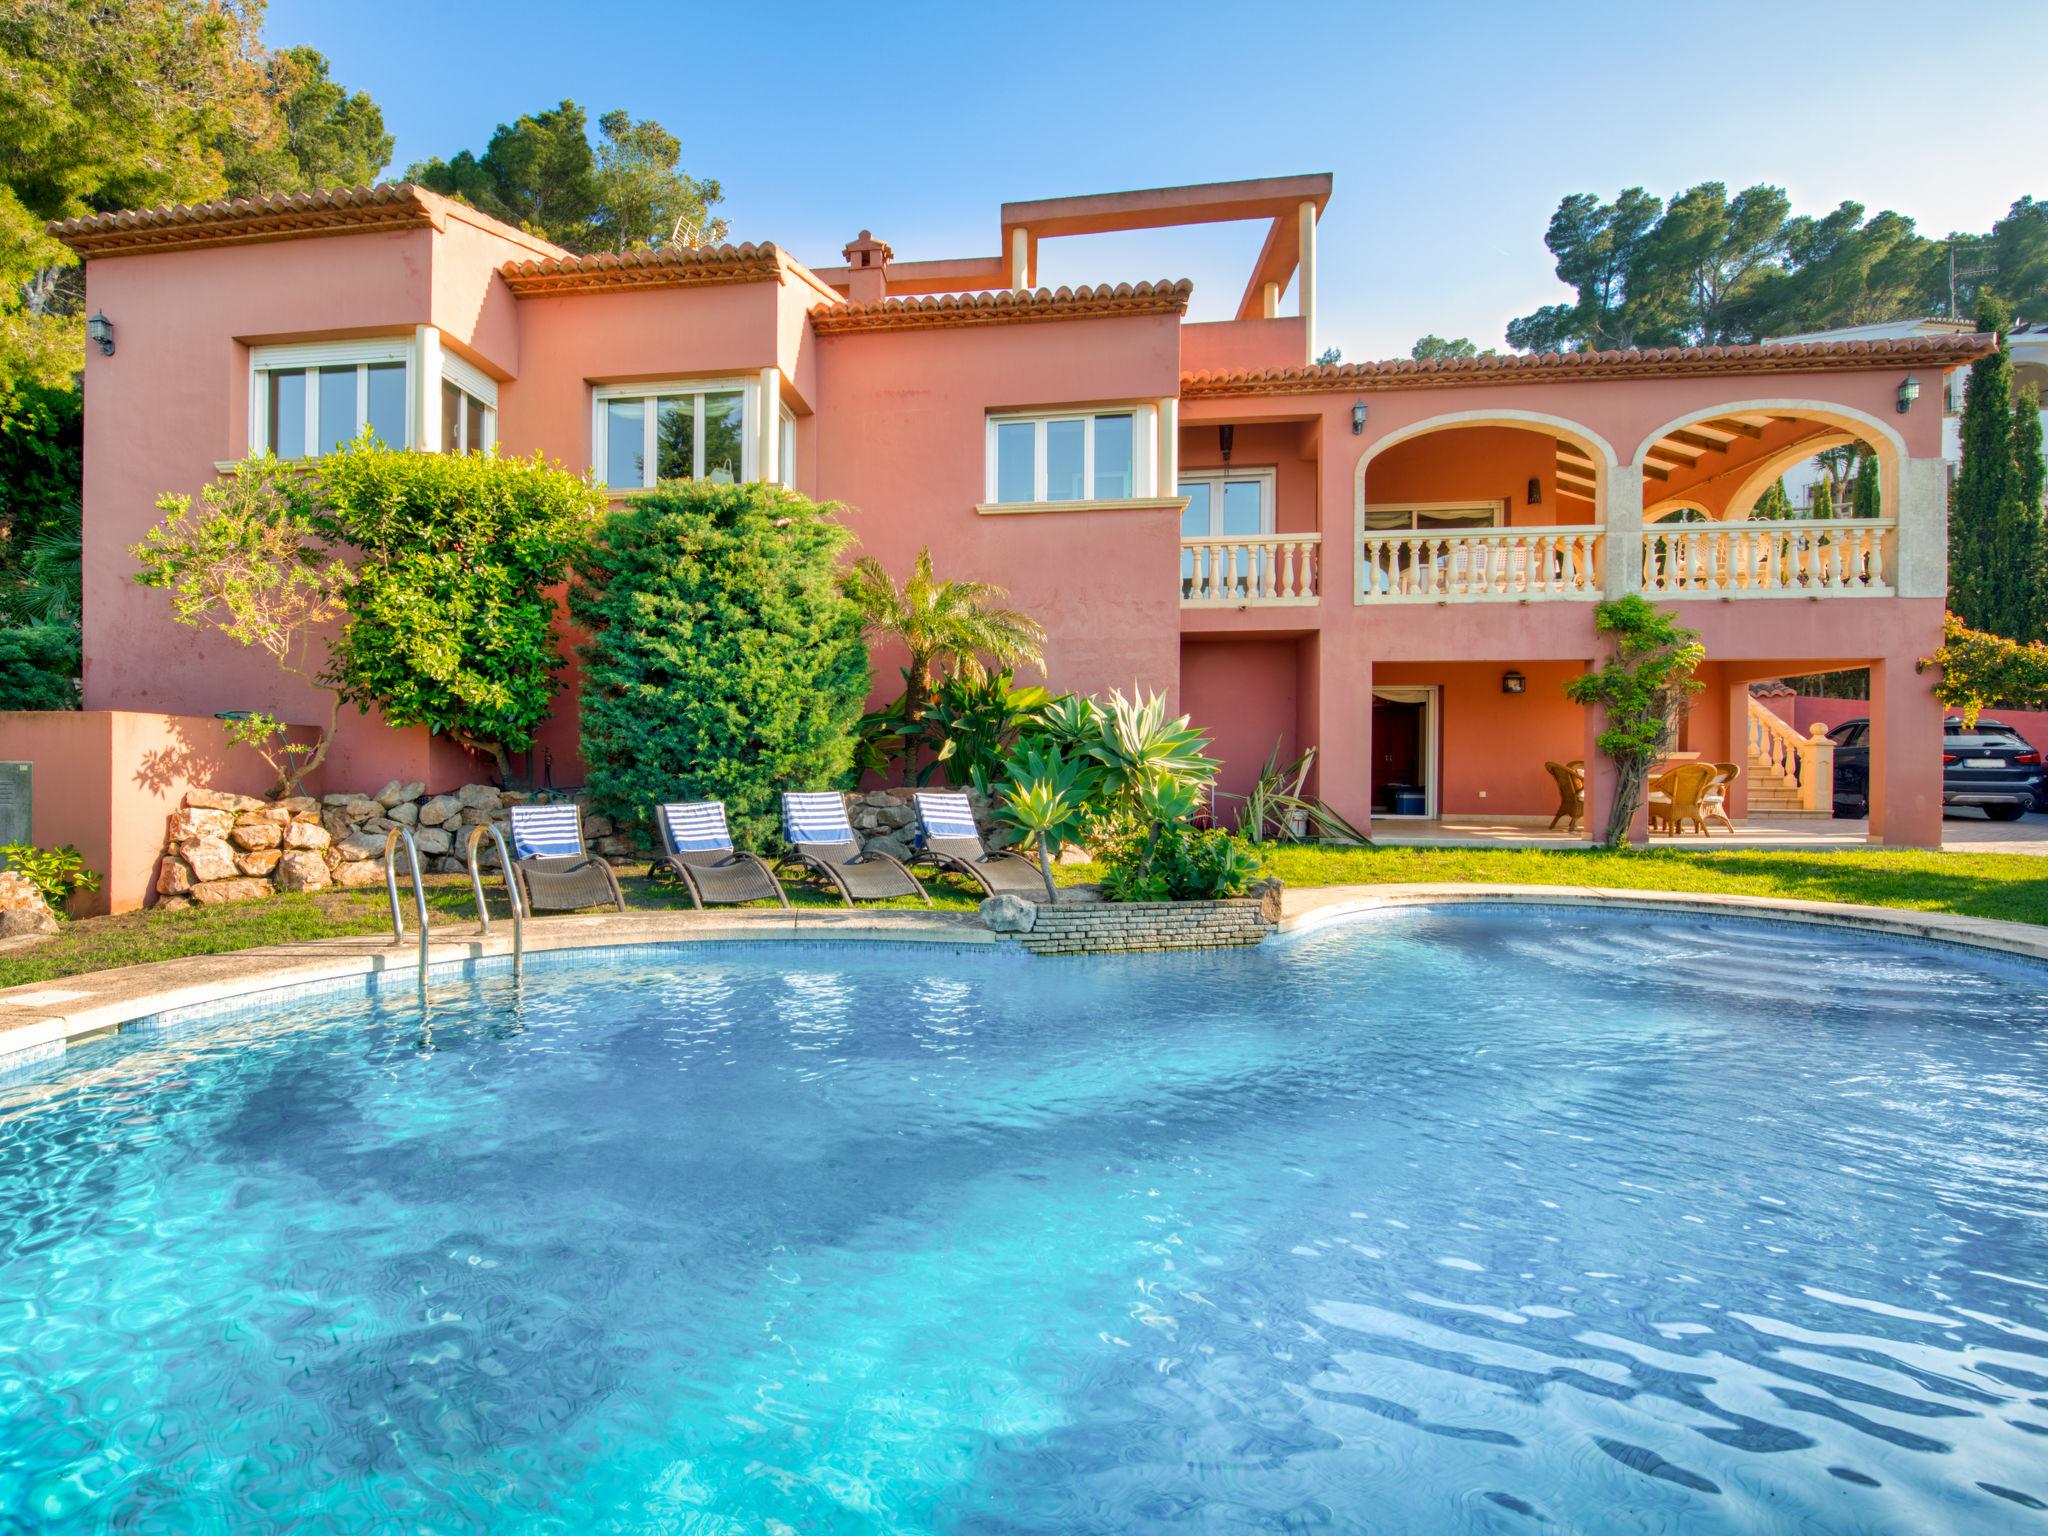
[1743,748,1826,816]
[1743,696,1836,819]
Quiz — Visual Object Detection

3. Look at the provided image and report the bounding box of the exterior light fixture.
[1501,670,1527,695]
[87,312,114,356]
[1527,477,1541,506]
[1219,424,1234,464]
[1897,375,1920,414]
[1351,400,1367,435]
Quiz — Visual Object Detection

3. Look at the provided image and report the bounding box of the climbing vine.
[1563,595,1706,847]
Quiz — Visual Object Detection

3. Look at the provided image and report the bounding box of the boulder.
[155,855,195,896]
[387,800,419,826]
[272,849,329,892]
[499,790,531,806]
[235,848,282,877]
[432,855,467,875]
[152,895,194,913]
[186,788,267,813]
[363,815,398,834]
[584,813,614,838]
[328,858,385,888]
[980,893,1039,933]
[166,807,233,842]
[254,805,293,825]
[332,831,384,863]
[320,809,354,840]
[375,779,426,807]
[189,877,273,905]
[413,825,453,857]
[179,836,239,883]
[283,821,331,852]
[1251,876,1285,923]
[341,798,381,822]
[321,794,357,807]
[277,796,319,816]
[417,794,461,827]
[456,783,503,811]
[230,819,282,851]
[0,906,57,938]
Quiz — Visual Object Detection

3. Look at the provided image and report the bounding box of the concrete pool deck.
[1,885,2044,1064]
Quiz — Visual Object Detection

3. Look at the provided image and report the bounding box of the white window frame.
[1362,499,1507,532]
[591,376,762,489]
[778,406,796,491]
[439,350,498,454]
[1178,468,1277,537]
[984,405,1159,505]
[249,338,413,458]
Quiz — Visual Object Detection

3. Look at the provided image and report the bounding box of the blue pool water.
[2,906,2047,1533]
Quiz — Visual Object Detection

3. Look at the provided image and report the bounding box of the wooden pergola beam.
[1702,416,1765,439]
[1666,428,1732,454]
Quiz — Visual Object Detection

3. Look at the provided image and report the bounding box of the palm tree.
[841,547,1046,728]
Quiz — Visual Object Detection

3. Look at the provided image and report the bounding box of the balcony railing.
[1641,519,1894,597]
[1357,527,1601,603]
[1181,534,1320,606]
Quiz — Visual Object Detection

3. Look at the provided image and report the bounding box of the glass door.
[1181,471,1274,597]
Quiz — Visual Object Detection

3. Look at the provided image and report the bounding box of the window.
[1364,501,1505,532]
[1179,471,1274,540]
[985,407,1157,504]
[438,350,498,454]
[593,381,754,489]
[251,340,411,458]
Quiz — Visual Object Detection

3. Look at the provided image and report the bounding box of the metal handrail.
[381,825,431,990]
[463,822,525,977]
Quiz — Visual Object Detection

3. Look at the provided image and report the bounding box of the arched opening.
[1631,402,1905,523]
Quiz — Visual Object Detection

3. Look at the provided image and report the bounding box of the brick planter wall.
[1011,895,1278,955]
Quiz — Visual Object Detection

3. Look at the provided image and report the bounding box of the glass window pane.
[466,396,486,455]
[1365,507,1414,530]
[779,413,795,488]
[441,380,462,452]
[267,369,305,458]
[1092,413,1133,499]
[317,365,358,454]
[1221,479,1264,536]
[1045,419,1085,502]
[995,421,1035,502]
[1179,481,1212,538]
[364,363,405,447]
[605,399,647,487]
[702,391,745,483]
[1417,508,1494,529]
[655,396,695,480]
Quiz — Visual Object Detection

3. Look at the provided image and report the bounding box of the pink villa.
[15,173,1993,910]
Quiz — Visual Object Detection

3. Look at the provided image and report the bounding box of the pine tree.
[1949,294,2019,634]
[1753,478,1794,520]
[1852,447,1882,519]
[1810,477,1834,519]
[2015,386,2047,637]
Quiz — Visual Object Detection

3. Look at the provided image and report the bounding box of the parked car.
[1971,718,2048,811]
[1828,717,2043,820]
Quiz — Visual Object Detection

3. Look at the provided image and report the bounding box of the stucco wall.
[1180,638,1303,811]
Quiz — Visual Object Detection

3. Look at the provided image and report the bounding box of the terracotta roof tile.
[49,183,445,257]
[1183,334,1999,396]
[811,280,1193,334]
[500,242,786,296]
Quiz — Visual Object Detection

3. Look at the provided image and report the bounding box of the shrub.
[314,440,608,783]
[0,623,80,710]
[1563,595,1705,846]
[572,480,868,848]
[1097,823,1261,903]
[0,841,99,912]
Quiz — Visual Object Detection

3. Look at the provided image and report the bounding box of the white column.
[414,324,443,451]
[1894,454,1947,598]
[1296,201,1318,363]
[1009,229,1029,290]
[1159,397,1180,494]
[758,367,781,486]
[1603,462,1643,597]
[1261,281,1280,319]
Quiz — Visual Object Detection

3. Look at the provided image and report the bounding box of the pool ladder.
[381,823,525,990]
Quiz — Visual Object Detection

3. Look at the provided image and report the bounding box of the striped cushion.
[661,800,732,854]
[782,791,852,845]
[914,791,980,842]
[509,802,583,859]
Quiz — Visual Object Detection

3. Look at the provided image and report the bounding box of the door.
[1181,471,1275,597]
[1370,686,1438,817]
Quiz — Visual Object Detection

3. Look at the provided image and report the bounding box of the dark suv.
[1828,717,2041,820]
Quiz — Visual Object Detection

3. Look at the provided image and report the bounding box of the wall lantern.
[1218,424,1234,464]
[1501,670,1527,695]
[1526,476,1541,506]
[1351,400,1367,435]
[1896,374,1921,414]
[86,312,114,356]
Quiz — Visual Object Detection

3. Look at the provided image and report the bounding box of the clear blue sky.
[269,0,2046,360]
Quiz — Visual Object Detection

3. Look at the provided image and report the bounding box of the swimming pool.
[2,905,2045,1532]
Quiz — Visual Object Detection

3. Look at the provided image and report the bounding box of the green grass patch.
[2,844,2041,991]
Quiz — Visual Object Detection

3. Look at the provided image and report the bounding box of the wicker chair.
[780,792,928,906]
[652,801,787,909]
[1647,762,1718,836]
[505,803,627,913]
[911,790,1047,899]
[1700,762,1740,834]
[1544,760,1585,832]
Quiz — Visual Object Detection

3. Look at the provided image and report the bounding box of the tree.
[1809,476,1834,520]
[408,101,601,250]
[313,440,607,784]
[224,45,393,198]
[590,111,726,252]
[841,547,1046,739]
[1410,335,1497,362]
[0,378,81,582]
[1563,596,1705,847]
[572,481,869,848]
[1314,346,1342,366]
[0,623,79,710]
[1987,196,2048,320]
[1752,478,1795,520]
[130,457,354,796]
[1852,448,1883,520]
[1949,294,2046,641]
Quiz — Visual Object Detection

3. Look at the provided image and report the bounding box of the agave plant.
[993,742,1098,903]
[1232,741,1368,845]
[1083,687,1219,823]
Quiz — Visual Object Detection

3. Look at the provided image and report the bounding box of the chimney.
[841,229,893,305]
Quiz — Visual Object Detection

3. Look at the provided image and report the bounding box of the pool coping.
[0,884,2041,1062]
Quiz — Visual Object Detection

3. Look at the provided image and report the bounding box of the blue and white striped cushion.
[914,791,979,842]
[509,802,583,859]
[782,791,852,845]
[662,800,732,854]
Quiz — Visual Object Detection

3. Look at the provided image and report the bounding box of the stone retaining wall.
[1008,893,1279,955]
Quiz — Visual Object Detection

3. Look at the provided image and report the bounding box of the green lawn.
[1,844,2042,990]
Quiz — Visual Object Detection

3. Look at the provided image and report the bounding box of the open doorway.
[1371,685,1438,817]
